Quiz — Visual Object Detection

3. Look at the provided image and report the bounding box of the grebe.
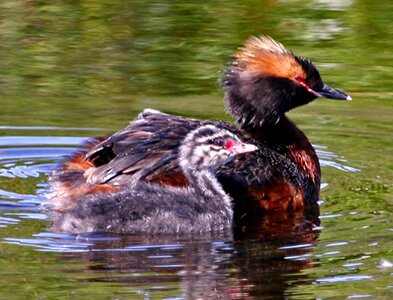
[48,36,350,218]
[50,126,257,234]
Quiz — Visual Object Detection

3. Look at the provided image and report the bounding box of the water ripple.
[315,146,360,173]
[0,136,88,146]
[0,147,78,161]
[0,199,39,211]
[3,237,94,253]
[315,275,373,284]
[0,216,20,227]
[0,126,103,131]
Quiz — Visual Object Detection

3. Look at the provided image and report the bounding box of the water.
[0,1,392,299]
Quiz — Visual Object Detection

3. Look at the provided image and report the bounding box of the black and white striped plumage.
[51,125,257,234]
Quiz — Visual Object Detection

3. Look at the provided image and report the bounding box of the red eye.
[295,76,321,97]
[224,139,236,150]
[295,76,308,88]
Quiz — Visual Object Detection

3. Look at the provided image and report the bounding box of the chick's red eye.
[224,139,236,150]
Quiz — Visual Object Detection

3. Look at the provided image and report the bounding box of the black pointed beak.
[314,84,352,101]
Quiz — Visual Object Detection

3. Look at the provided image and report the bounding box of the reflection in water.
[0,132,341,298]
[5,226,318,299]
[0,131,389,299]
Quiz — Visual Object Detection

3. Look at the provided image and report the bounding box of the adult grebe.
[48,36,350,220]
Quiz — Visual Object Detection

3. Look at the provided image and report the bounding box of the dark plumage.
[50,126,257,234]
[48,36,351,221]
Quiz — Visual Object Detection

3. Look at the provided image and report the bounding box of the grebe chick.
[51,126,257,234]
[49,36,351,219]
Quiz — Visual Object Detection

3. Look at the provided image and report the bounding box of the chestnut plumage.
[47,36,351,224]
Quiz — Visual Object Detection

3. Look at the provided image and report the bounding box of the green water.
[0,1,392,299]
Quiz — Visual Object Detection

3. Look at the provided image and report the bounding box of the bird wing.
[83,109,228,185]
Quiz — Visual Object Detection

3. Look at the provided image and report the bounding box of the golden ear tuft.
[235,35,290,59]
[234,35,306,80]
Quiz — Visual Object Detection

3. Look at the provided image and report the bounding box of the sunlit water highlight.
[1,126,390,299]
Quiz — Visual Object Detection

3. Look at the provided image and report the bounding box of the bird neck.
[181,163,233,214]
[247,115,321,198]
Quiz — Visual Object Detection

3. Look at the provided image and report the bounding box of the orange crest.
[234,36,306,80]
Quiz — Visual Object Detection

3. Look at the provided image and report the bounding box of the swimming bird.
[50,125,257,234]
[48,36,351,221]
